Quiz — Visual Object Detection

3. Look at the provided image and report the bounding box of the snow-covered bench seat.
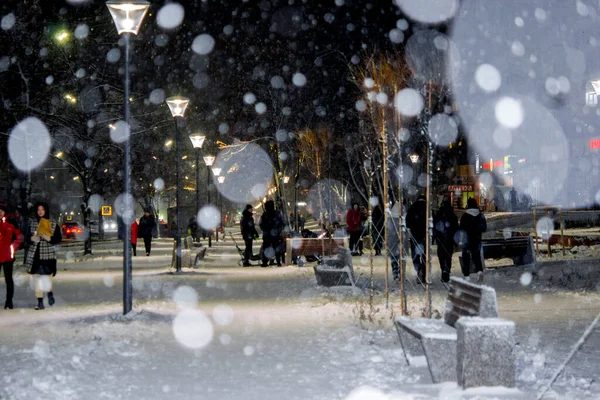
[395,277,513,386]
[313,247,355,287]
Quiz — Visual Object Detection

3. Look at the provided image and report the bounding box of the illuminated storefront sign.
[449,185,473,191]
[591,138,600,150]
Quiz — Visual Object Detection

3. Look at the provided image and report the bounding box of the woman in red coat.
[346,203,362,256]
[131,219,139,256]
[0,204,21,309]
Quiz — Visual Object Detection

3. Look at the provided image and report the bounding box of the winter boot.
[4,300,13,310]
[441,269,450,283]
[48,292,55,306]
[477,271,484,283]
[35,298,45,310]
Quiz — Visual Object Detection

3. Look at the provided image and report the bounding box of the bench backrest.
[285,237,347,264]
[444,277,499,327]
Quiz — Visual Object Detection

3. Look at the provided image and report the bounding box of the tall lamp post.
[166,96,190,273]
[189,134,206,218]
[106,0,150,315]
[212,167,222,241]
[203,155,215,246]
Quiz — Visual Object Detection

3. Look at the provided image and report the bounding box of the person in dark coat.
[371,204,384,256]
[187,216,198,241]
[259,200,284,267]
[459,198,487,282]
[510,187,518,211]
[346,203,362,256]
[406,195,427,283]
[0,204,21,309]
[240,204,259,266]
[434,199,459,282]
[139,209,157,256]
[25,202,62,310]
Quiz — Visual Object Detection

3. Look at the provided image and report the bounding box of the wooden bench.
[395,277,499,383]
[171,236,207,269]
[459,236,536,272]
[285,237,347,265]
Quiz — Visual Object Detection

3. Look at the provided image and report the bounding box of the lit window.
[586,91,597,106]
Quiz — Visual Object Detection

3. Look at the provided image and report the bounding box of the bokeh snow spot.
[255,102,267,114]
[475,64,501,93]
[192,34,215,55]
[495,97,523,129]
[103,274,115,288]
[149,89,166,105]
[536,217,554,240]
[243,92,256,105]
[292,72,307,87]
[8,117,52,172]
[157,3,185,30]
[106,48,121,64]
[74,24,89,40]
[520,272,533,286]
[153,178,165,191]
[172,309,214,349]
[394,89,424,117]
[243,345,255,356]
[114,193,136,225]
[109,121,130,144]
[428,114,458,146]
[172,286,199,309]
[212,304,234,326]
[197,206,221,230]
[345,385,389,400]
[1,13,16,30]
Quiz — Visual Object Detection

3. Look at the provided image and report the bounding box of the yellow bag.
[37,218,53,237]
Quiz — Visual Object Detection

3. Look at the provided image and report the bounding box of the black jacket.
[406,199,427,242]
[259,210,284,242]
[459,208,487,247]
[139,215,156,238]
[434,204,458,247]
[240,210,258,240]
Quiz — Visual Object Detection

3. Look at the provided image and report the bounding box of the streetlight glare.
[166,96,190,118]
[165,140,173,147]
[56,31,70,42]
[64,94,77,104]
[212,167,222,176]
[106,0,150,35]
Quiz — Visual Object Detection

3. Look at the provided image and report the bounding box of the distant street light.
[217,176,225,184]
[283,176,290,184]
[166,96,190,273]
[203,155,215,245]
[106,0,150,315]
[189,133,206,225]
[410,154,420,164]
[211,167,222,177]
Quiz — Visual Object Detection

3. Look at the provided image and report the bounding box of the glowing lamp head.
[166,96,190,118]
[211,167,222,177]
[203,155,215,166]
[106,1,150,35]
[189,134,206,149]
[217,176,225,184]
[410,154,420,164]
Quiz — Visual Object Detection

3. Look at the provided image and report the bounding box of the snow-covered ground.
[1,239,599,399]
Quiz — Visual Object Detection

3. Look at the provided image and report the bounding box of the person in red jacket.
[0,204,21,309]
[346,203,362,256]
[131,219,139,256]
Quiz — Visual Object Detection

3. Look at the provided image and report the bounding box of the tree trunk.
[82,189,92,255]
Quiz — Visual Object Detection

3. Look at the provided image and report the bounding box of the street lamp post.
[106,0,150,315]
[166,96,190,273]
[212,167,222,241]
[203,155,215,246]
[189,134,206,220]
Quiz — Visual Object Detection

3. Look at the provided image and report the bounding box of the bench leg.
[421,337,457,383]
[395,325,424,366]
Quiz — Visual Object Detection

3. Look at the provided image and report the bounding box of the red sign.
[449,185,473,192]
[493,160,504,167]
[591,138,600,150]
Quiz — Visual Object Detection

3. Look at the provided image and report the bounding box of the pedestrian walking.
[240,204,259,266]
[298,214,305,231]
[25,202,62,310]
[459,198,487,282]
[406,195,427,284]
[0,204,21,309]
[259,200,284,267]
[139,209,156,256]
[372,204,384,256]
[386,202,407,281]
[131,219,139,257]
[434,199,458,283]
[346,203,362,256]
[187,216,198,241]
